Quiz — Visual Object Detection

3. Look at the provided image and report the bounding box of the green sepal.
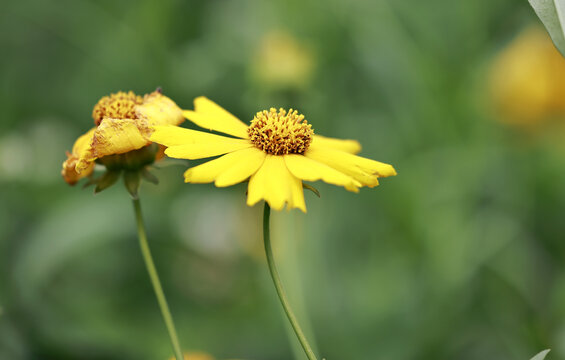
[141,168,159,185]
[94,170,121,194]
[303,183,320,198]
[124,170,141,199]
[97,144,159,171]
[82,176,98,189]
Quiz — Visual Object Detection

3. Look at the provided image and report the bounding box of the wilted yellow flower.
[151,97,396,212]
[251,31,314,89]
[489,26,565,125]
[62,90,184,185]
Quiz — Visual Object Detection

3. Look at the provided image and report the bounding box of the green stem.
[133,198,184,360]
[263,203,318,360]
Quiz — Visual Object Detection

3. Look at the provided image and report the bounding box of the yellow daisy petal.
[309,143,396,177]
[305,145,396,187]
[312,135,361,154]
[215,147,266,187]
[152,125,254,160]
[183,147,265,186]
[247,155,287,210]
[287,170,306,212]
[183,154,234,184]
[165,140,253,160]
[247,155,306,212]
[151,125,240,147]
[183,96,250,138]
[61,127,96,184]
[284,154,361,192]
[137,92,184,127]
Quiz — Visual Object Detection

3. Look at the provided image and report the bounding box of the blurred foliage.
[1,0,565,359]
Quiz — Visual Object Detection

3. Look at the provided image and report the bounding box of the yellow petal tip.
[194,96,209,103]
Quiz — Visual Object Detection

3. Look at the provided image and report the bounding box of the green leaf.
[94,170,121,194]
[141,167,159,185]
[529,0,565,56]
[530,349,551,360]
[123,170,141,199]
[303,183,321,198]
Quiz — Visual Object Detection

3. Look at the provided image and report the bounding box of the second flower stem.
[133,198,184,360]
[263,203,318,360]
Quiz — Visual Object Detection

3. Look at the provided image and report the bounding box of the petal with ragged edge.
[91,118,151,158]
[183,97,250,138]
[284,154,361,192]
[72,127,97,155]
[305,144,396,187]
[61,127,96,184]
[76,118,150,173]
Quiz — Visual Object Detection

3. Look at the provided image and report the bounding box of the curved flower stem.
[263,203,318,360]
[133,198,184,360]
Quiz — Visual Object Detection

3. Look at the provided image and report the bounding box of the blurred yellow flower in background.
[151,97,396,212]
[168,352,215,360]
[489,26,565,126]
[250,31,314,90]
[167,352,246,360]
[62,90,184,185]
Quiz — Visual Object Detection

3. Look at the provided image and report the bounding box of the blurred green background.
[1,0,564,359]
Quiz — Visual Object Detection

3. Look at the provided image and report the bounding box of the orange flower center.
[248,108,314,155]
[92,91,143,126]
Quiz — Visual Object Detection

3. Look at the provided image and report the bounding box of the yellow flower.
[251,31,315,89]
[62,90,184,185]
[489,26,565,126]
[151,97,396,212]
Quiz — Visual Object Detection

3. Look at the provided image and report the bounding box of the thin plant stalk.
[133,198,184,360]
[263,203,318,360]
